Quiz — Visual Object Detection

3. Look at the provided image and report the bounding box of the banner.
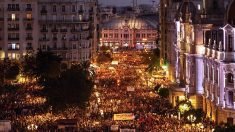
[127,87,135,92]
[113,113,135,121]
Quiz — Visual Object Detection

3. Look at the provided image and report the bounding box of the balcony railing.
[7,8,20,11]
[69,38,79,41]
[51,29,59,32]
[8,28,19,31]
[24,18,34,21]
[7,18,19,21]
[70,29,80,32]
[39,19,90,23]
[26,37,33,40]
[8,48,20,50]
[40,29,48,32]
[40,9,47,14]
[25,8,32,11]
[39,38,49,41]
[26,27,33,30]
[26,47,33,50]
[60,29,67,32]
[8,38,19,41]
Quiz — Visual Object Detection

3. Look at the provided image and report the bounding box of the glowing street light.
[27,124,38,131]
[187,114,196,123]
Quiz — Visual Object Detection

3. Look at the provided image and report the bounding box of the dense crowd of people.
[0,50,212,131]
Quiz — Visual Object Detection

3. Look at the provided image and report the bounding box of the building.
[160,0,235,124]
[100,15,158,50]
[0,0,99,63]
[203,0,235,125]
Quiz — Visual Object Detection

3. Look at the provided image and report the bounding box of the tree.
[34,50,62,82]
[96,46,113,64]
[22,53,36,79]
[5,63,20,81]
[43,64,93,109]
[142,48,161,73]
[158,87,169,98]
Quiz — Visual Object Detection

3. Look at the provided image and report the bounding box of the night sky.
[100,0,159,6]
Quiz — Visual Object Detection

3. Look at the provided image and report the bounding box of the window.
[114,33,118,38]
[197,4,201,10]
[109,34,113,38]
[228,35,233,51]
[142,34,146,38]
[26,13,32,19]
[136,33,140,38]
[11,14,16,20]
[72,5,76,12]
[227,73,234,84]
[228,91,234,106]
[62,5,65,12]
[26,4,31,9]
[104,34,108,38]
[53,5,56,12]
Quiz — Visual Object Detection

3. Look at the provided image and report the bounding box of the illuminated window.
[26,13,32,19]
[79,15,82,21]
[11,14,16,20]
[197,4,201,10]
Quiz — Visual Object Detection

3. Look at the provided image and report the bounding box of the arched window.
[228,91,234,106]
[227,73,234,84]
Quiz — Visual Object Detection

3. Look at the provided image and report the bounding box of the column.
[219,67,225,106]
[196,56,204,94]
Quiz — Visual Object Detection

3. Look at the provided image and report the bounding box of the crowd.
[0,50,211,131]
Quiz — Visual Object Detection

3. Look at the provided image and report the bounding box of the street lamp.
[27,124,38,131]
[187,114,196,123]
[187,114,196,131]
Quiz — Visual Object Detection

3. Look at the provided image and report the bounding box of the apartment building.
[0,0,99,63]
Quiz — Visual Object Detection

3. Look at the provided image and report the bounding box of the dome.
[227,0,235,25]
[177,1,197,23]
[101,16,157,29]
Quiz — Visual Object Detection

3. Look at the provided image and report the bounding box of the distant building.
[100,15,158,50]
[0,0,99,63]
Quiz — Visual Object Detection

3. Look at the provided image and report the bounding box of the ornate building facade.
[100,16,158,50]
[0,0,99,63]
[160,0,235,124]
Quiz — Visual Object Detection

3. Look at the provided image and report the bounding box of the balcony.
[40,29,48,32]
[78,10,84,14]
[70,29,79,32]
[25,8,32,11]
[26,47,33,50]
[39,38,49,41]
[40,9,47,14]
[7,18,19,21]
[61,38,67,41]
[8,48,20,51]
[60,29,67,32]
[8,28,19,31]
[39,19,90,24]
[51,29,58,32]
[69,38,79,41]
[26,37,33,40]
[7,8,20,11]
[24,18,34,21]
[8,37,19,41]
[26,27,33,30]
